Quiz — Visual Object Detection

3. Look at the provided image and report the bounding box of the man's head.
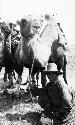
[45,63,63,81]
[47,72,59,82]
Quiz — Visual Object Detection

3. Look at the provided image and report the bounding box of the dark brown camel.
[1,25,14,90]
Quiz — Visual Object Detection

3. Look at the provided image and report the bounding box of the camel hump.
[37,19,58,44]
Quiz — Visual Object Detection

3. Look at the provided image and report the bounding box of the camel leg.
[8,72,13,88]
[63,55,67,84]
[3,68,8,92]
[3,68,13,93]
[36,72,39,88]
[41,71,46,88]
[63,65,67,84]
[57,56,67,84]
[4,68,8,82]
[0,66,2,72]
[16,74,22,95]
[14,64,23,95]
[56,55,67,84]
[29,68,36,84]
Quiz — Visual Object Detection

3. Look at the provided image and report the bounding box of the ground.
[0,44,75,125]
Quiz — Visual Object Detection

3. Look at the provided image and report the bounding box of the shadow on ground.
[6,112,42,125]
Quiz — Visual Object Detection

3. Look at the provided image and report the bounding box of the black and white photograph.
[0,0,75,124]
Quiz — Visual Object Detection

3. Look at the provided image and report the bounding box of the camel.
[14,15,67,93]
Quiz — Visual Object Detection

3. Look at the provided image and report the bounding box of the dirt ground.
[0,44,75,125]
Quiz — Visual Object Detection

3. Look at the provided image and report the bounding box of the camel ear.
[16,20,21,25]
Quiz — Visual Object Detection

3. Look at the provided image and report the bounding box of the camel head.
[1,26,11,40]
[20,18,34,38]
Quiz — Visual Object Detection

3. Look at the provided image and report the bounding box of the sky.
[0,0,75,45]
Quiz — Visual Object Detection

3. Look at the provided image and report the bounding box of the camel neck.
[20,36,31,58]
[21,36,31,49]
